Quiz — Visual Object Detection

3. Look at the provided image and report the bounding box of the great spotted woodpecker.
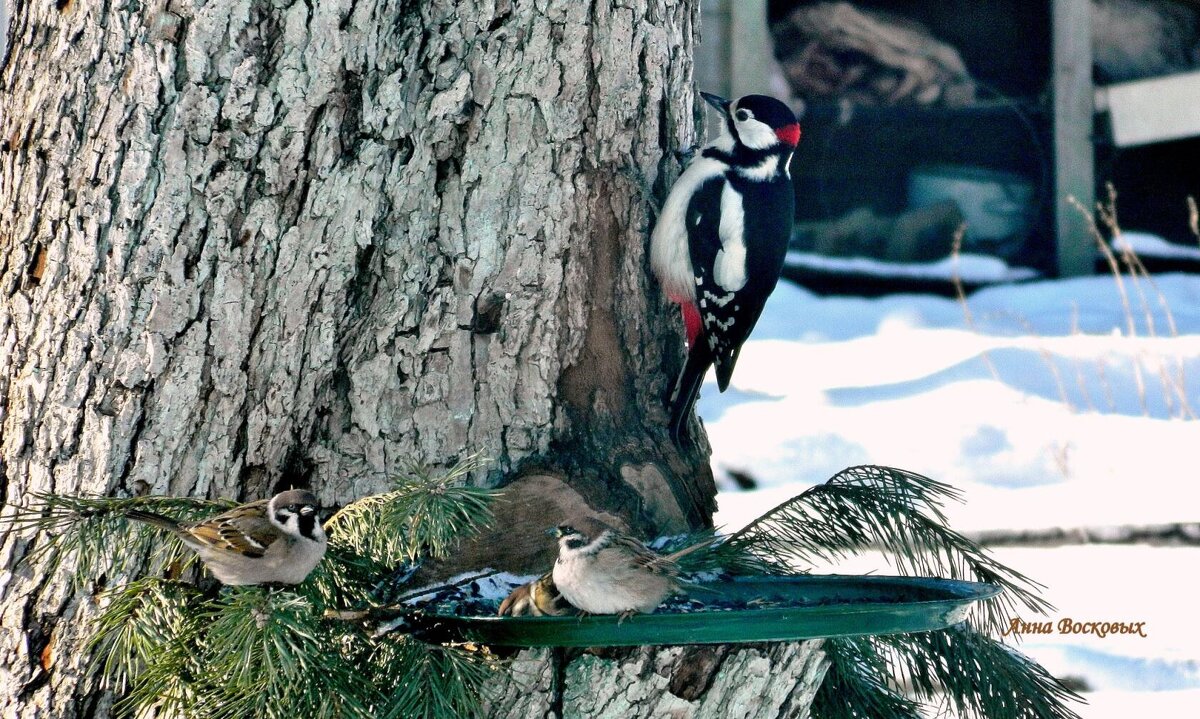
[651,92,800,445]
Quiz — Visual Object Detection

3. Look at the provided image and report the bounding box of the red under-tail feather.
[681,303,702,348]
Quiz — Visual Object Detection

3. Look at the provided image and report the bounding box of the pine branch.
[813,636,925,719]
[728,465,1053,633]
[324,453,498,566]
[4,457,505,719]
[180,588,379,719]
[370,636,498,719]
[651,530,785,576]
[85,577,202,698]
[2,493,231,587]
[876,625,1085,719]
[300,542,395,611]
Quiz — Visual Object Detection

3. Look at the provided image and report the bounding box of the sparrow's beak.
[700,91,731,117]
[545,527,560,538]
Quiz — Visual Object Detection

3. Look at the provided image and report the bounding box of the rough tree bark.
[0,0,824,715]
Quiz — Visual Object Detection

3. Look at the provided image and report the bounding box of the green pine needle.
[652,530,785,576]
[3,458,503,719]
[813,636,925,719]
[86,577,202,697]
[162,588,380,719]
[324,453,497,565]
[876,625,1085,719]
[3,493,232,587]
[371,636,497,719]
[729,465,1053,634]
[5,461,1082,719]
[815,626,1085,719]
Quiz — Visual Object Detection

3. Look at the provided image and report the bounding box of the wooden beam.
[1098,70,1200,148]
[1052,0,1096,276]
[729,0,775,99]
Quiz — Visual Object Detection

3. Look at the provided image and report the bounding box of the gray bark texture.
[483,642,828,719]
[0,0,826,716]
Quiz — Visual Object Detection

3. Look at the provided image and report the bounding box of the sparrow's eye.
[735,109,751,122]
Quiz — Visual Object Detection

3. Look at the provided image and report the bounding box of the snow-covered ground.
[702,248,1200,717]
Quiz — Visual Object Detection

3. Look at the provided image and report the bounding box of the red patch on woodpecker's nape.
[681,304,702,349]
[775,123,801,147]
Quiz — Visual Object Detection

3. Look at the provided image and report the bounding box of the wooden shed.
[697,0,1200,281]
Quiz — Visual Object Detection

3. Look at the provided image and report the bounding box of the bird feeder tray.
[426,574,1001,648]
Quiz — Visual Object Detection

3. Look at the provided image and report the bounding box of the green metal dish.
[426,574,1001,648]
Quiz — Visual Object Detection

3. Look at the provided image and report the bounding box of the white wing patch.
[714,183,747,292]
[650,156,728,303]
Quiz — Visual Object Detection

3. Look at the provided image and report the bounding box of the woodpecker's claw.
[674,144,701,165]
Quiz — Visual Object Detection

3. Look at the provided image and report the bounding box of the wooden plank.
[1099,70,1200,147]
[695,0,731,99]
[1052,0,1096,276]
[729,0,775,99]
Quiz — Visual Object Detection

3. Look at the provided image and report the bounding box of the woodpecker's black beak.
[546,526,561,538]
[700,91,731,117]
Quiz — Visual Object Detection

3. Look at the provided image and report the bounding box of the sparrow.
[497,572,577,617]
[123,489,327,586]
[549,524,712,620]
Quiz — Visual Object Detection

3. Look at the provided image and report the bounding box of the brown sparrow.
[549,524,710,619]
[497,572,576,617]
[124,489,326,586]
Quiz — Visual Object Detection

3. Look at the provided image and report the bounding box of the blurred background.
[697,0,1200,284]
[694,2,1200,717]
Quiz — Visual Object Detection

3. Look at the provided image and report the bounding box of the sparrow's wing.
[608,535,680,577]
[183,501,280,558]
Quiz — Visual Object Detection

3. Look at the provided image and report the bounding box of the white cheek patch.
[715,184,747,291]
[736,118,779,150]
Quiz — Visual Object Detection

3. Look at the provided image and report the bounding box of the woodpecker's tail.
[668,342,715,447]
[123,509,183,533]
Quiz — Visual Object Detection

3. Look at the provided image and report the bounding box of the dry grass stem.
[950,224,1003,385]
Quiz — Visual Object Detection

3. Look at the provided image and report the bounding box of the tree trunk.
[0,0,823,715]
[484,642,828,719]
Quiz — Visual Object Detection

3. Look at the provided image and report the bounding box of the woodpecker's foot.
[674,144,701,165]
[617,609,638,625]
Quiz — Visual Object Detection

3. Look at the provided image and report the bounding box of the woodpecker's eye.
[735,109,751,122]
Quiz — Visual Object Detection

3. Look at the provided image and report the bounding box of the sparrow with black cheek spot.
[549,524,712,621]
[124,489,327,586]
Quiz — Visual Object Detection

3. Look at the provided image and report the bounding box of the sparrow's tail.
[122,509,183,533]
[664,534,721,563]
[668,341,715,447]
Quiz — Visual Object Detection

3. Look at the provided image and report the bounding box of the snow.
[784,249,1040,282]
[1115,231,1200,261]
[701,251,1200,713]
